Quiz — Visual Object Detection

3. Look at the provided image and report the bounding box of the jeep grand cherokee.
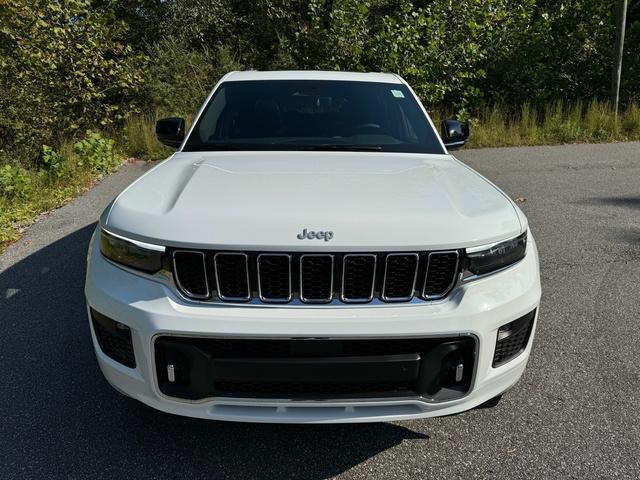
[85,70,541,423]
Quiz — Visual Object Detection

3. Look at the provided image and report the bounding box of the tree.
[0,0,146,158]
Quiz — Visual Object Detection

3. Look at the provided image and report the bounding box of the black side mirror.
[156,117,185,148]
[441,119,470,150]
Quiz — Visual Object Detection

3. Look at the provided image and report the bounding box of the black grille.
[258,254,291,302]
[171,337,446,358]
[493,309,536,367]
[90,308,135,368]
[215,253,250,300]
[342,254,376,302]
[300,255,334,302]
[383,254,419,301]
[424,252,459,298]
[172,250,460,304]
[173,251,209,298]
[155,336,476,400]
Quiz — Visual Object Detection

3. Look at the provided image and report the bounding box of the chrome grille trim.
[214,252,251,302]
[299,254,334,304]
[172,250,210,299]
[381,253,419,302]
[341,254,377,303]
[171,249,461,306]
[257,253,292,303]
[422,251,460,300]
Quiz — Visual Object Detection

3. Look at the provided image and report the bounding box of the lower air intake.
[90,308,136,368]
[154,336,476,402]
[493,309,536,367]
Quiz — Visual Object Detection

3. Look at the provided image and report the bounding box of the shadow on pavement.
[0,224,428,479]
[576,196,640,250]
[578,195,640,210]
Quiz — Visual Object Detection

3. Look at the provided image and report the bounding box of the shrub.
[74,131,121,174]
[0,164,32,199]
[142,38,240,114]
[0,0,146,161]
[40,145,67,179]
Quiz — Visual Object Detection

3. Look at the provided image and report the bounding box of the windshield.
[183,80,445,154]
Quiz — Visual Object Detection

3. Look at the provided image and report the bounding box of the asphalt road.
[1,142,639,479]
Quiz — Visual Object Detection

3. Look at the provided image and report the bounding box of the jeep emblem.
[297,228,334,241]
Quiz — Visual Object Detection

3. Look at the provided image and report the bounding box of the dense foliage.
[1,0,638,161]
[0,0,146,157]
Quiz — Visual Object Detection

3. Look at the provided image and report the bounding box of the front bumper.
[85,229,541,423]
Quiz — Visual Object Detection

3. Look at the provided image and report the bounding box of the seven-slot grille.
[172,250,459,305]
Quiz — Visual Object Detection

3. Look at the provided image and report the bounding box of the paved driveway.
[1,142,639,479]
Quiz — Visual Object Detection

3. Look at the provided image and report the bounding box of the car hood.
[103,151,524,251]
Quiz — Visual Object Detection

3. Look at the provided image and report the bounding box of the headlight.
[464,231,527,277]
[100,229,164,273]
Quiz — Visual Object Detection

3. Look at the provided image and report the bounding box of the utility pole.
[611,0,628,115]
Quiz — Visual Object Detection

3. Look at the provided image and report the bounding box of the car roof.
[224,70,404,84]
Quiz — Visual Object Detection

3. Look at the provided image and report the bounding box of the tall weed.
[122,114,172,161]
[467,100,640,148]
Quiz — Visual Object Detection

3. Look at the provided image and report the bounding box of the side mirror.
[156,117,185,148]
[441,119,469,150]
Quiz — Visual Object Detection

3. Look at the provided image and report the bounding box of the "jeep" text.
[296,228,334,241]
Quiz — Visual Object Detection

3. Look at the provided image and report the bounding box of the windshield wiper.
[183,143,384,152]
[184,143,264,151]
[295,144,383,152]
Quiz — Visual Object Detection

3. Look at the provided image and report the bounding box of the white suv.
[85,70,541,423]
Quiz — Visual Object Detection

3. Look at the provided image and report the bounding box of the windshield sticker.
[391,89,405,98]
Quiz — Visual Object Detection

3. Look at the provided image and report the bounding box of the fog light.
[497,323,514,341]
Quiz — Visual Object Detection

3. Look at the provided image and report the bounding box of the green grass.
[0,144,95,251]
[0,117,171,253]
[466,100,640,148]
[120,113,173,160]
[1,101,639,254]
